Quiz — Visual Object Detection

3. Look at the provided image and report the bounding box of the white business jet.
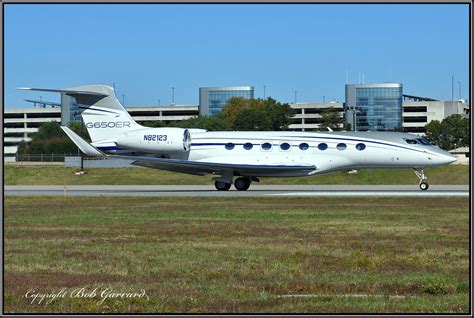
[18,84,457,191]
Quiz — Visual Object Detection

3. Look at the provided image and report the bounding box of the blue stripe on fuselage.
[191,143,259,147]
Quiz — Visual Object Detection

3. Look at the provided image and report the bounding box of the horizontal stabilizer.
[61,126,104,157]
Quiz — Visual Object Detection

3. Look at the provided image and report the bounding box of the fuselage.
[104,129,457,178]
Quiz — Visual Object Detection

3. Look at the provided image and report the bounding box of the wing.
[112,155,317,177]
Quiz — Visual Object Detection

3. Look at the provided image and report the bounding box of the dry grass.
[4,196,469,313]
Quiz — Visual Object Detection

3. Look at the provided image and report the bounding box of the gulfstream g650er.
[19,84,457,191]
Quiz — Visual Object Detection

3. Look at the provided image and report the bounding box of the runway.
[4,185,469,197]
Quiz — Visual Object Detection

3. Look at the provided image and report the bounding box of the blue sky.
[4,4,469,108]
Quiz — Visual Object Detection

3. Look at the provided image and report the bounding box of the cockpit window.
[416,138,431,145]
[404,139,419,145]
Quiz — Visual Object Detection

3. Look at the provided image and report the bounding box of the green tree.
[146,120,169,128]
[17,121,89,156]
[173,114,230,131]
[262,97,294,130]
[424,114,469,150]
[319,107,344,131]
[233,107,272,131]
[221,97,293,131]
[221,97,248,128]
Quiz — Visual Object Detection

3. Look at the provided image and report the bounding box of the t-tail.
[18,84,141,149]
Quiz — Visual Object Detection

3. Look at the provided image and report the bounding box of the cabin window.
[299,143,309,151]
[337,143,347,151]
[261,142,272,151]
[356,143,366,151]
[225,143,235,150]
[280,142,291,151]
[243,142,253,150]
[318,143,328,150]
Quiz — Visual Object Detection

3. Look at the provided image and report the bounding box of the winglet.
[61,126,104,157]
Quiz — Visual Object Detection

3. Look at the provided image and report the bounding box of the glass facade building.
[69,97,82,122]
[60,95,82,125]
[199,86,254,116]
[345,83,403,131]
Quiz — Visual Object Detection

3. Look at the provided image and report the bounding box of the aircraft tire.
[215,181,231,191]
[419,182,429,191]
[234,177,251,191]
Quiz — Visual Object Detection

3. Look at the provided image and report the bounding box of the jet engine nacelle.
[116,127,191,153]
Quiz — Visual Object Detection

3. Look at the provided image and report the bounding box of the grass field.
[4,196,469,313]
[4,164,469,185]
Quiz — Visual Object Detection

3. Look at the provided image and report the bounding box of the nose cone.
[434,153,457,165]
[444,154,458,164]
[428,146,458,165]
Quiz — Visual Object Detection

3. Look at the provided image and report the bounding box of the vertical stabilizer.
[65,84,141,142]
[18,85,141,143]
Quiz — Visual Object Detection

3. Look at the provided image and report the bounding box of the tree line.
[148,97,346,131]
[17,121,89,156]
[424,114,469,150]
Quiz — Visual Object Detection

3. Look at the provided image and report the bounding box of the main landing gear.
[214,177,253,191]
[234,177,252,191]
[214,181,232,191]
[413,168,429,191]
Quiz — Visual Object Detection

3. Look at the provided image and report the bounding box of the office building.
[199,86,254,116]
[345,83,403,131]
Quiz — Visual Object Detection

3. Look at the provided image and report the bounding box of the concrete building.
[126,105,198,125]
[199,86,254,116]
[4,107,61,161]
[289,102,344,131]
[402,96,469,133]
[345,83,403,131]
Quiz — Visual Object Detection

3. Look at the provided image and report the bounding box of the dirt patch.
[5,248,35,254]
[60,251,112,262]
[4,229,95,240]
[4,270,125,294]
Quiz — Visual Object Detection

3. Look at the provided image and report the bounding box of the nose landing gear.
[413,168,429,191]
